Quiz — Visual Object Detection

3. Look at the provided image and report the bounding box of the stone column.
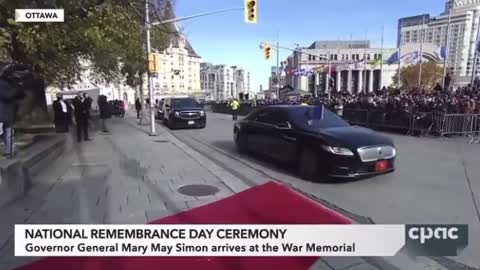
[347,70,352,93]
[315,73,320,94]
[368,69,374,93]
[358,70,363,93]
[336,71,341,91]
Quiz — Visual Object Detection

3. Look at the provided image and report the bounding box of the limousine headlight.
[199,111,205,116]
[321,145,354,156]
[174,111,180,117]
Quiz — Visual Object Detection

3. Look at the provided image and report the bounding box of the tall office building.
[200,63,251,101]
[398,0,480,85]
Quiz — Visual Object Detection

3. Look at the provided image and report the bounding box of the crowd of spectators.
[212,85,480,115]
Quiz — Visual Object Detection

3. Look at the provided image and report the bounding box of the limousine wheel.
[234,130,248,154]
[298,148,327,182]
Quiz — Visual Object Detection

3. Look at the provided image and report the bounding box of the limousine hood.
[317,126,394,149]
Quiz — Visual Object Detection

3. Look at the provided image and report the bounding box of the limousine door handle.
[281,135,297,142]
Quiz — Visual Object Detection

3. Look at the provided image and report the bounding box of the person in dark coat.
[0,78,18,157]
[72,93,90,142]
[135,98,142,119]
[83,93,93,121]
[97,94,111,132]
[52,93,72,133]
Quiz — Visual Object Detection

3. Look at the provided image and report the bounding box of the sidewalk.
[0,114,383,270]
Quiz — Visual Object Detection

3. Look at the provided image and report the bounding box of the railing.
[209,103,480,140]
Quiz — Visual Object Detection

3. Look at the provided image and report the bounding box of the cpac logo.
[408,226,459,244]
[404,224,468,256]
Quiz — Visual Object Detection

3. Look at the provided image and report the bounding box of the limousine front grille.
[357,145,396,162]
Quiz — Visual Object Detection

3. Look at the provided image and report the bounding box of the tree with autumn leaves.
[0,0,172,88]
[393,61,444,91]
[0,0,175,124]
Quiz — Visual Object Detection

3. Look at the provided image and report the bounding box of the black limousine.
[233,105,396,180]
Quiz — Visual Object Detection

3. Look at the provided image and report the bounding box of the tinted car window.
[244,108,261,121]
[256,109,288,126]
[289,106,349,130]
[171,98,198,108]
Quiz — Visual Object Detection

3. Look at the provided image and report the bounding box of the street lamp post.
[145,0,156,136]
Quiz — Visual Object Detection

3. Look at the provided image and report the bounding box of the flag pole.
[363,30,368,93]
[418,15,426,86]
[442,5,452,89]
[380,25,384,89]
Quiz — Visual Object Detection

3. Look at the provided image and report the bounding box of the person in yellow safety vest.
[230,98,240,120]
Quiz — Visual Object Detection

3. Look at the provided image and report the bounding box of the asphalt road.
[167,112,480,268]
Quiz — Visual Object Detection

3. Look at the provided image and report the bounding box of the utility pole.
[276,34,280,99]
[380,25,384,89]
[145,0,156,136]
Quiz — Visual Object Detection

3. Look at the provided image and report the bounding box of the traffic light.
[264,44,272,60]
[245,0,257,24]
[148,53,159,73]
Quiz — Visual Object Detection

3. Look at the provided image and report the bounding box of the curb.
[0,134,66,207]
[159,128,251,194]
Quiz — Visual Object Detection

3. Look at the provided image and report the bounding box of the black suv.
[162,97,206,129]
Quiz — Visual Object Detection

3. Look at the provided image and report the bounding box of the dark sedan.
[233,105,396,181]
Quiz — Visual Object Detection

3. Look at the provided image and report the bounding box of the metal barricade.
[342,109,369,126]
[410,113,444,136]
[467,115,480,144]
[439,114,478,136]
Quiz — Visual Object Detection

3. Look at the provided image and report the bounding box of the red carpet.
[15,181,353,270]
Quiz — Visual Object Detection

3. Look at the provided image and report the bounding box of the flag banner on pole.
[15,224,468,257]
[440,46,448,59]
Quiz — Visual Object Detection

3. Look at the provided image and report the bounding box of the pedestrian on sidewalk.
[229,98,240,120]
[135,98,142,119]
[98,94,111,133]
[52,93,72,133]
[0,78,18,157]
[72,92,90,142]
[0,62,29,158]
